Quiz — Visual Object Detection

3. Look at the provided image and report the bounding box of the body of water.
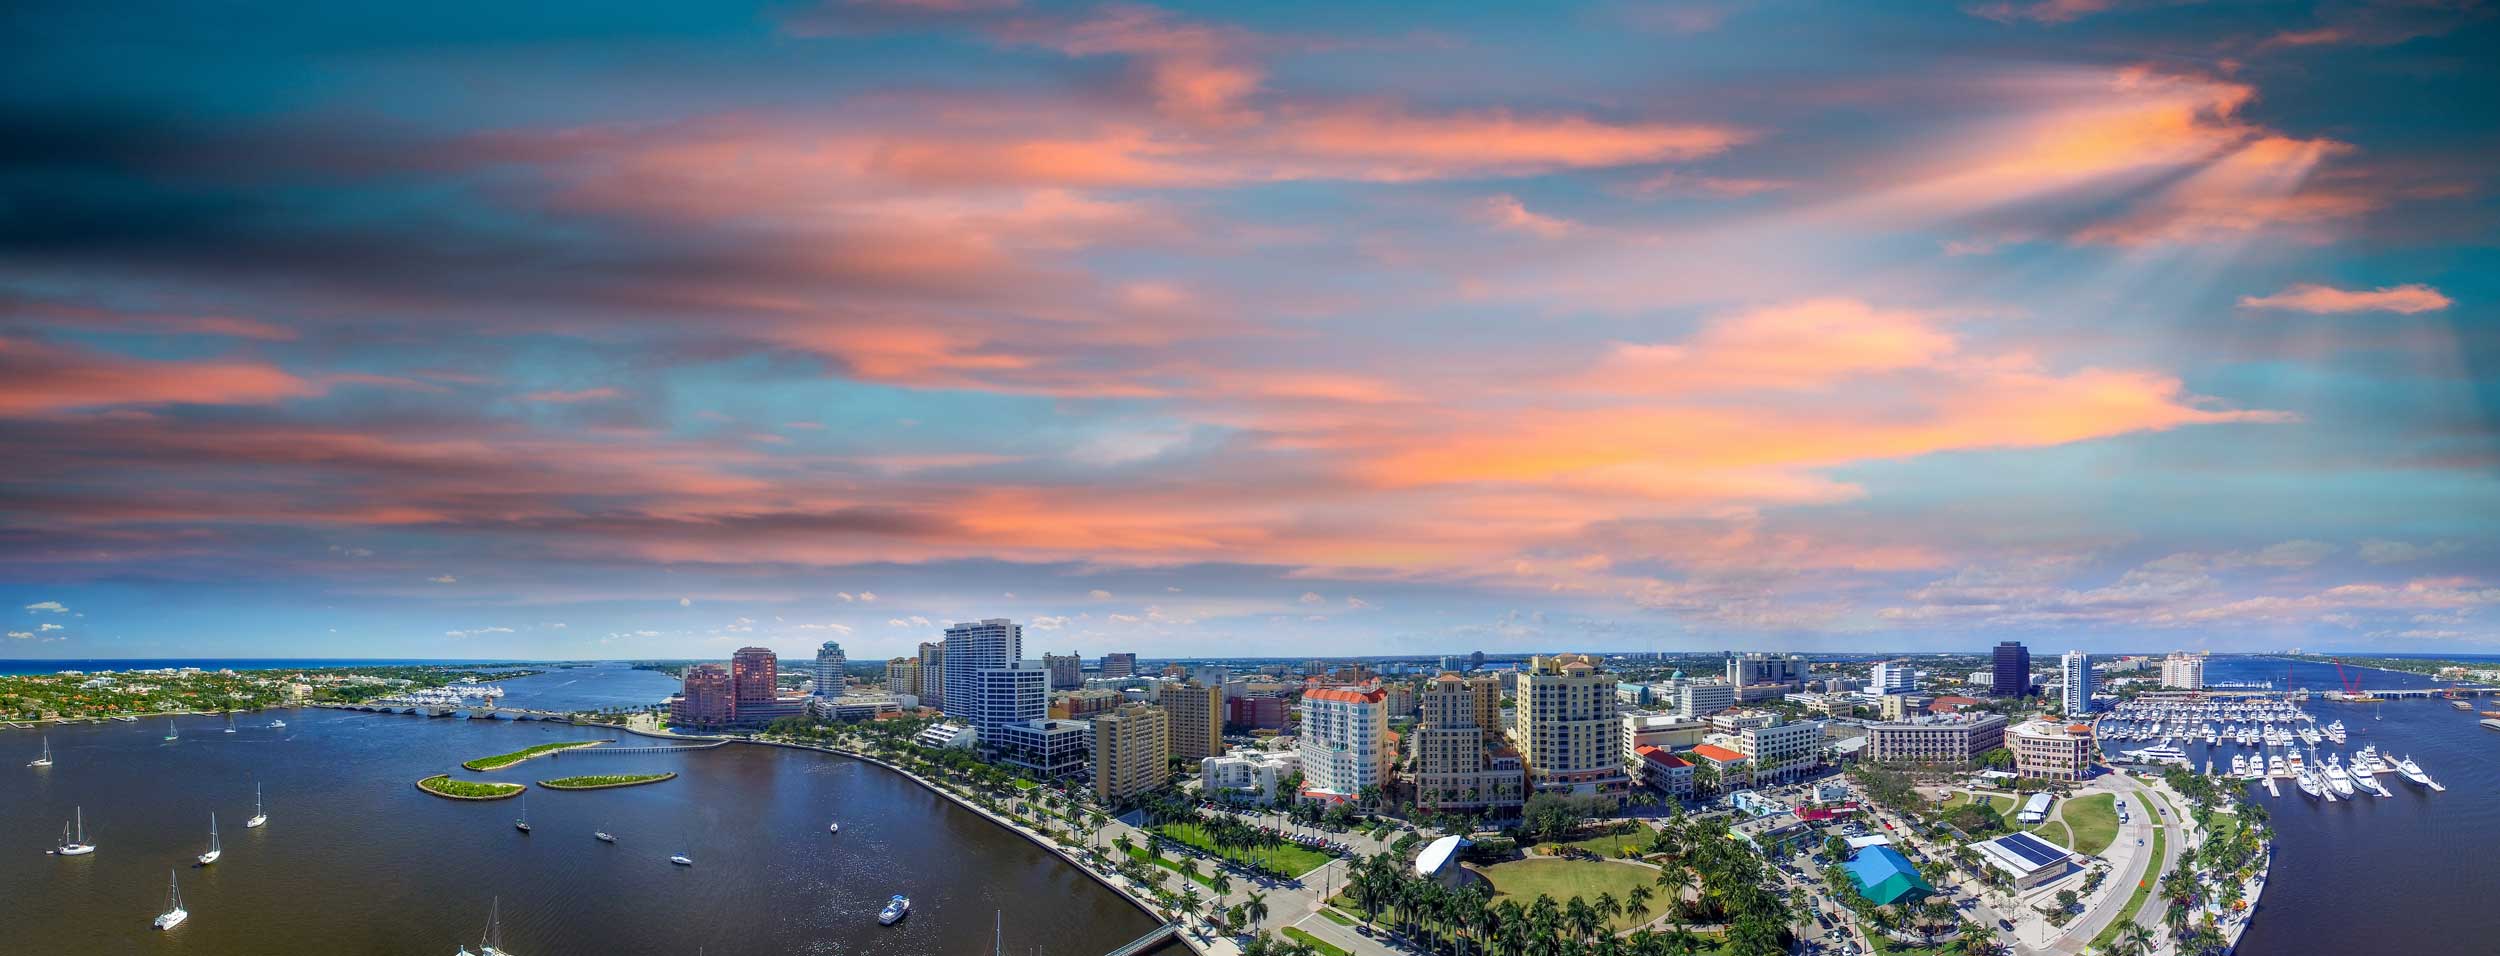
[4,708,1159,955]
[2111,656,2500,955]
[0,658,525,677]
[484,663,686,713]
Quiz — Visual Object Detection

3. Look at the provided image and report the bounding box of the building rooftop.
[1634,745,1690,768]
[1844,845,1934,906]
[1305,687,1387,705]
[1690,744,1748,763]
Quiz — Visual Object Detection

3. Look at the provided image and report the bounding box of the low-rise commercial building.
[1201,748,1300,805]
[1632,745,1694,798]
[1865,713,2008,767]
[994,718,1093,779]
[2009,719,2095,782]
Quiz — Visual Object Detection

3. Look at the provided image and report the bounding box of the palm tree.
[1242,891,1270,931]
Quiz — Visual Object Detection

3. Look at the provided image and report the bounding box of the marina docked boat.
[2295,765,2324,799]
[2395,754,2445,791]
[879,894,911,925]
[154,870,189,930]
[2123,744,2191,766]
[2323,755,2357,797]
[2323,720,2348,744]
[57,806,97,856]
[247,783,268,828]
[2267,753,2286,777]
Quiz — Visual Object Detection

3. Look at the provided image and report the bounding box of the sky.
[2,0,2496,662]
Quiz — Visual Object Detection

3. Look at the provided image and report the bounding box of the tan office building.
[1413,673,1523,813]
[1512,654,1628,807]
[2009,719,2095,782]
[1163,681,1225,760]
[1092,703,1170,803]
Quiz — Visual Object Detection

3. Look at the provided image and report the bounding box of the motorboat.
[28,735,51,767]
[269,719,287,729]
[2395,754,2445,791]
[2323,756,2356,797]
[879,894,911,925]
[2294,766,2323,799]
[58,806,98,856]
[154,870,189,929]
[595,829,616,843]
[2229,754,2249,777]
[828,821,841,834]
[670,853,694,866]
[247,783,268,828]
[197,813,222,865]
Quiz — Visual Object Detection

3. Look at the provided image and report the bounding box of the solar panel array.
[1993,831,2068,868]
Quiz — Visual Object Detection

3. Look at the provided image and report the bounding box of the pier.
[550,740,728,756]
[315,702,582,722]
[1102,922,1183,956]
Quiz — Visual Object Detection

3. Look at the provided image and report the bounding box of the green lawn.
[1552,826,1653,859]
[1319,908,1357,926]
[461,740,605,771]
[1941,792,2016,815]
[1125,843,1220,890]
[1156,821,1336,877]
[2030,820,2073,848]
[2062,794,2119,856]
[2089,824,2165,952]
[538,772,675,789]
[417,774,525,798]
[1281,927,1350,956]
[1474,858,1667,932]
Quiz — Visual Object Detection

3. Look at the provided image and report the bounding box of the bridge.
[315,702,581,722]
[1101,922,1183,956]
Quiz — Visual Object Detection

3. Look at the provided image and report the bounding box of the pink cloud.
[0,338,319,414]
[2236,282,2452,314]
[521,387,625,403]
[1477,194,1577,238]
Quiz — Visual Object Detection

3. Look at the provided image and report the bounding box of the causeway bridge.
[1102,923,1183,956]
[315,702,581,722]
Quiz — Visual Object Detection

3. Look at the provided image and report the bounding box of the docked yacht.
[2294,766,2324,799]
[2229,754,2249,777]
[2324,720,2348,744]
[2323,755,2357,797]
[2395,754,2445,791]
[2125,744,2191,766]
[2266,753,2286,777]
[879,894,911,925]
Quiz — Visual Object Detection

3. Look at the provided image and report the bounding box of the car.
[2136,838,2145,846]
[1998,919,2014,931]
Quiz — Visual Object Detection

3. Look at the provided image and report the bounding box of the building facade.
[971,661,1048,739]
[1092,703,1169,804]
[1992,641,2031,697]
[671,663,735,729]
[2009,719,2094,782]
[1512,654,1629,807]
[1412,673,1524,813]
[1099,652,1137,679]
[1226,694,1290,730]
[941,619,1020,728]
[1300,686,1390,802]
[916,640,946,708]
[1163,681,1225,760]
[1201,748,1300,805]
[993,718,1093,779]
[1864,713,2008,766]
[884,657,921,698]
[2161,652,2204,690]
[812,641,846,697]
[1868,660,1916,695]
[731,646,779,707]
[1738,718,1822,783]
[2061,651,2094,714]
[1677,681,1736,718]
[1043,652,1084,691]
[1633,745,1695,798]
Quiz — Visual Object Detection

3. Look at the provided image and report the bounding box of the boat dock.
[2264,777,2280,797]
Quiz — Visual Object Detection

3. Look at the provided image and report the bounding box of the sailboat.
[247,783,268,828]
[197,813,222,865]
[457,896,519,956]
[164,720,180,742]
[514,792,531,833]
[594,825,616,843]
[154,870,189,929]
[225,713,238,734]
[670,852,694,866]
[28,735,51,767]
[58,806,96,855]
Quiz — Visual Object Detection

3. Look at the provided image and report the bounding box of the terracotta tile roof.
[1690,744,1749,763]
[1635,745,1691,768]
[1305,687,1386,705]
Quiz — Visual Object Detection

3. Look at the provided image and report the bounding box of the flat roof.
[1971,831,2073,874]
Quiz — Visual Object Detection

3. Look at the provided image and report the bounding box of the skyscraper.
[1300,686,1388,802]
[1162,681,1224,760]
[731,646,779,707]
[1868,660,1916,695]
[916,641,945,708]
[972,661,1048,738]
[1043,652,1083,690]
[942,619,1020,727]
[1092,703,1169,804]
[812,641,846,697]
[884,657,920,700]
[2060,651,2093,715]
[1414,673,1522,813]
[1513,653,1628,807]
[2161,652,2204,690]
[1100,652,1137,679]
[1992,641,2030,698]
[672,663,735,729]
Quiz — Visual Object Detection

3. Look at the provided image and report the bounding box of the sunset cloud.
[2237,283,2453,314]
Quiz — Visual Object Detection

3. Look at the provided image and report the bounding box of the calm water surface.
[4,706,1157,955]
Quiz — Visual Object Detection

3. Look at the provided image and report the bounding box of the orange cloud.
[1478,194,1577,238]
[0,338,319,414]
[2237,282,2452,314]
[1584,298,1956,394]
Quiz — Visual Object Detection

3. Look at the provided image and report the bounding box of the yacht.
[2124,744,2190,766]
[247,783,268,828]
[2323,756,2356,797]
[2353,769,2390,798]
[197,813,222,865]
[2266,753,2285,777]
[2351,746,2384,778]
[58,806,97,856]
[28,735,51,767]
[154,870,189,929]
[2230,754,2249,777]
[2324,720,2348,744]
[595,828,616,843]
[2294,766,2324,799]
[670,853,694,866]
[2394,754,2445,791]
[514,793,531,833]
[268,718,287,730]
[879,894,911,925]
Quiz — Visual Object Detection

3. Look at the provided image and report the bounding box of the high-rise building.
[1043,652,1084,691]
[2060,651,2094,715]
[916,641,946,708]
[884,657,920,698]
[1092,703,1169,804]
[1727,652,1808,687]
[942,619,1020,726]
[971,661,1048,739]
[2161,652,2204,690]
[1513,654,1628,807]
[1677,681,1736,718]
[1868,660,1916,695]
[1413,673,1523,813]
[1301,686,1389,802]
[1100,652,1137,679]
[731,647,779,707]
[1162,681,1224,761]
[812,641,847,697]
[1738,718,1822,783]
[671,663,735,729]
[1301,659,1328,678]
[1992,641,2031,698]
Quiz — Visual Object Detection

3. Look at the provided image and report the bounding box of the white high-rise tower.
[813,641,847,697]
[2061,651,2093,715]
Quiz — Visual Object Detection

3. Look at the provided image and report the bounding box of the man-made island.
[461,739,609,771]
[537,772,676,790]
[416,774,526,800]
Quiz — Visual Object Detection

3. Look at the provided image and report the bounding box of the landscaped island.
[417,774,526,800]
[538,772,676,790]
[461,739,610,771]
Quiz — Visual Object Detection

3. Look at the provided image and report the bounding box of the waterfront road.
[2029,772,2184,956]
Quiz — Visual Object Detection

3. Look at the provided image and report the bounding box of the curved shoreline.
[461,739,611,771]
[538,772,676,790]
[415,774,525,800]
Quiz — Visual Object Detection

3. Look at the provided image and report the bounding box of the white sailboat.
[28,735,51,767]
[164,719,179,742]
[197,812,222,865]
[670,852,694,866]
[153,870,189,929]
[225,713,237,734]
[514,792,531,833]
[58,806,97,855]
[247,783,268,828]
[458,896,520,956]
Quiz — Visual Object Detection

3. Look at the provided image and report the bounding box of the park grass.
[417,774,525,799]
[1474,858,1667,932]
[1281,927,1350,956]
[1156,821,1336,877]
[2062,794,2119,856]
[2030,820,2074,848]
[1319,908,1357,926]
[2090,824,2166,952]
[538,772,675,790]
[1125,843,1220,890]
[1551,825,1653,859]
[461,740,606,771]
[1940,792,2016,816]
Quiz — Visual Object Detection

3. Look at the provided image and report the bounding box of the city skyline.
[5,1,2497,660]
